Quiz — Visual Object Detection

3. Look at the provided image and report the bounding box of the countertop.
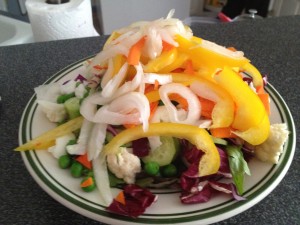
[0,15,299,225]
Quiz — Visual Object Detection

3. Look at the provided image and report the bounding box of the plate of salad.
[17,10,295,225]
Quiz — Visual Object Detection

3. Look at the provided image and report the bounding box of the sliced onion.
[93,153,113,206]
[190,81,234,128]
[159,83,201,125]
[93,92,150,131]
[143,73,172,85]
[200,40,245,59]
[101,58,114,88]
[101,62,128,98]
[87,123,107,161]
[66,119,93,155]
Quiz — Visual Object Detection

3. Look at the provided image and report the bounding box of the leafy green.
[226,145,251,195]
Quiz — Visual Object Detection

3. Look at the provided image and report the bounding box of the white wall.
[98,0,191,35]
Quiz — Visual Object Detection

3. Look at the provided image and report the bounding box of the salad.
[16,10,289,218]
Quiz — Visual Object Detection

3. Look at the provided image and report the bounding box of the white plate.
[18,58,296,225]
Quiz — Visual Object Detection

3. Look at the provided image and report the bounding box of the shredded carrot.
[258,93,270,115]
[80,177,94,188]
[210,127,237,138]
[171,68,185,73]
[154,79,160,91]
[169,93,188,111]
[255,86,270,115]
[198,97,215,119]
[184,60,194,75]
[93,65,108,70]
[162,40,175,52]
[127,36,147,66]
[115,191,126,205]
[75,153,92,170]
[149,101,159,121]
[227,46,237,52]
[256,85,265,94]
[123,123,136,129]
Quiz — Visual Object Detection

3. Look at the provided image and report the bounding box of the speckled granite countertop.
[0,15,299,225]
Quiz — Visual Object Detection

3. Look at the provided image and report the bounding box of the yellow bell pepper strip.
[175,35,250,78]
[214,67,270,145]
[15,116,84,151]
[103,31,121,49]
[102,123,220,177]
[158,52,189,73]
[241,62,264,88]
[233,114,270,145]
[143,48,178,73]
[112,54,126,76]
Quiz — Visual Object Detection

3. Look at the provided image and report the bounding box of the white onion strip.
[101,62,128,98]
[143,73,172,85]
[190,81,234,128]
[159,83,201,125]
[93,92,150,131]
[87,123,107,161]
[66,119,93,155]
[93,153,113,206]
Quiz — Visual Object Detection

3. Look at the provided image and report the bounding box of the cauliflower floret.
[37,100,67,122]
[61,80,77,94]
[48,133,76,158]
[34,83,61,102]
[75,83,87,98]
[107,147,141,184]
[254,123,289,164]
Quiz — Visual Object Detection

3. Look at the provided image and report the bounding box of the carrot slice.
[162,40,175,52]
[210,127,237,138]
[198,97,215,119]
[75,153,92,170]
[115,191,126,205]
[184,60,194,75]
[256,85,270,115]
[169,93,188,110]
[80,177,94,188]
[127,36,146,66]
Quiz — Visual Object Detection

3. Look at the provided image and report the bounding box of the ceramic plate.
[18,58,296,225]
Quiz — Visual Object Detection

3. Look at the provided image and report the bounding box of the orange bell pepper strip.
[102,123,220,177]
[214,67,270,145]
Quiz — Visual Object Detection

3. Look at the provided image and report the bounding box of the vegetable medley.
[16,10,289,217]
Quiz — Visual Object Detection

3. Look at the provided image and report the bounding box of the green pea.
[57,93,75,104]
[58,155,71,169]
[144,161,160,176]
[70,161,83,178]
[81,177,96,192]
[161,164,177,177]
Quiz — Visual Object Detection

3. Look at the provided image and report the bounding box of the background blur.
[0,0,299,46]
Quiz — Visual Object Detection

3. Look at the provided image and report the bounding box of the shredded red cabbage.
[107,184,157,218]
[132,138,150,157]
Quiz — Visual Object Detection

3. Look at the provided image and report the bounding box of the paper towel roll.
[26,0,99,42]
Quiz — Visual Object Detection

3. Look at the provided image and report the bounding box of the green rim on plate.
[18,58,296,225]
